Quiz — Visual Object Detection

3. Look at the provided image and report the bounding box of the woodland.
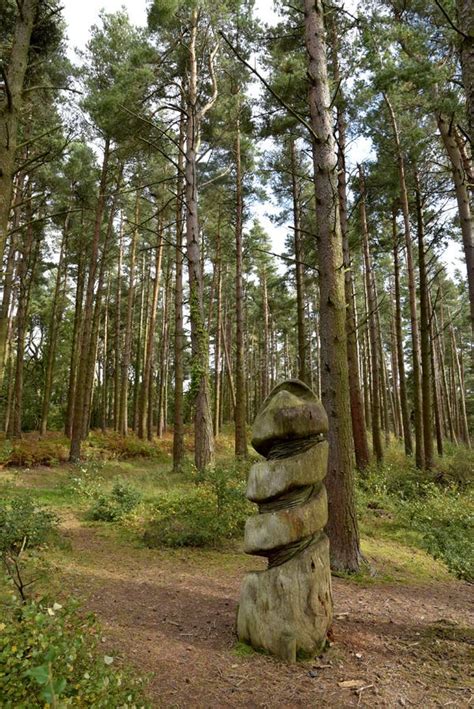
[0,0,473,706]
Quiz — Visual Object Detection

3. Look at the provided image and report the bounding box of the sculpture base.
[236,533,332,662]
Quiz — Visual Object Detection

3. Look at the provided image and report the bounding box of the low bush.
[400,487,474,582]
[0,497,58,600]
[357,451,474,582]
[0,438,69,468]
[0,595,147,707]
[85,432,161,461]
[68,461,105,499]
[88,481,142,522]
[144,462,251,548]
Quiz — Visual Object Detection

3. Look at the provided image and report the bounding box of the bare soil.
[56,516,474,708]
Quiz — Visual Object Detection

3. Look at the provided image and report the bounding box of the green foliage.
[0,595,147,707]
[0,497,58,557]
[144,462,251,547]
[0,497,58,600]
[357,451,474,582]
[88,481,142,522]
[86,432,162,461]
[0,438,69,468]
[68,461,105,499]
[399,487,474,582]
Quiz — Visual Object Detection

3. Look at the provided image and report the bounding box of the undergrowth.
[357,445,473,581]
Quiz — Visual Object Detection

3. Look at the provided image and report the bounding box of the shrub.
[400,487,474,582]
[0,439,69,468]
[68,461,105,499]
[88,481,142,522]
[0,595,148,707]
[144,463,251,548]
[0,497,58,600]
[85,432,161,461]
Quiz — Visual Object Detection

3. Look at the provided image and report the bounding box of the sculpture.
[237,380,333,661]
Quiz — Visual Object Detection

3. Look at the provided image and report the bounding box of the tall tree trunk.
[8,201,39,438]
[40,215,69,436]
[69,137,110,461]
[385,96,424,468]
[138,224,163,439]
[261,268,269,402]
[157,252,172,439]
[304,0,360,572]
[118,192,139,437]
[0,174,24,383]
[82,169,121,438]
[185,9,214,470]
[113,216,123,431]
[0,0,38,283]
[213,226,223,437]
[289,139,308,384]
[330,17,370,470]
[173,113,186,468]
[437,114,474,335]
[65,241,85,437]
[359,166,383,463]
[456,0,474,147]
[415,173,434,470]
[392,207,413,455]
[235,110,247,457]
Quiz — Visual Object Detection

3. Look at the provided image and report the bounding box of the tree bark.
[415,173,434,469]
[173,112,186,467]
[456,0,474,147]
[235,109,247,457]
[385,96,424,468]
[0,0,38,280]
[392,207,413,455]
[118,191,139,437]
[69,137,110,461]
[304,0,360,572]
[184,8,214,470]
[359,166,383,463]
[40,214,69,435]
[437,114,474,335]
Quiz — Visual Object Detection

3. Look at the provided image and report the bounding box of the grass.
[1,431,472,584]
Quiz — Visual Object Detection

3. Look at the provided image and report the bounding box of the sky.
[61,0,463,278]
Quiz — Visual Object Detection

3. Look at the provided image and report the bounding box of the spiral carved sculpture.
[237,380,333,661]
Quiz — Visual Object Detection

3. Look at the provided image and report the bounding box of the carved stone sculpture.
[237,380,333,661]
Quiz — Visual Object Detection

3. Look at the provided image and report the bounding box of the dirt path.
[58,518,473,708]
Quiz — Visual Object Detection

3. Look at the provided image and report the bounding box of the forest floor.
[1,441,473,708]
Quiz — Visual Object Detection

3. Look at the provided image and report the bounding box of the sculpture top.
[251,379,328,458]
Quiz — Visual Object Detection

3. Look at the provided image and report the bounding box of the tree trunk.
[385,96,424,468]
[304,0,360,572]
[69,137,110,461]
[359,166,383,463]
[138,223,163,439]
[213,225,223,437]
[40,215,69,435]
[289,139,308,384]
[65,239,85,438]
[0,0,38,280]
[8,202,39,438]
[113,216,123,431]
[185,9,214,470]
[118,192,139,437]
[173,112,186,468]
[456,0,474,146]
[235,110,247,457]
[415,173,434,470]
[437,114,474,335]
[392,207,413,455]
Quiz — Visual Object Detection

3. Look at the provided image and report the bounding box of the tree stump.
[237,380,333,661]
